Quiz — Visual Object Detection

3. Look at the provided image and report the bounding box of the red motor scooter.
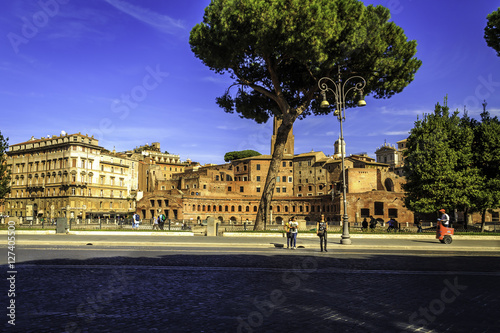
[436,221,454,244]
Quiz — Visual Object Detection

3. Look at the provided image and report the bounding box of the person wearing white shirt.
[439,209,450,227]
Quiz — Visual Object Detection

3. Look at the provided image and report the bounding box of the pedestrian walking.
[285,218,292,248]
[387,218,397,232]
[159,213,166,230]
[132,213,141,229]
[289,217,299,249]
[316,215,328,252]
[415,219,423,233]
[152,216,160,230]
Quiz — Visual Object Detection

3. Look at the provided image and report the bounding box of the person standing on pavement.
[439,209,450,227]
[289,217,299,249]
[316,214,328,252]
[369,216,377,231]
[285,218,292,248]
[361,218,368,231]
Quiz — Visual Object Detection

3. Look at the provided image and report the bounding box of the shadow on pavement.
[4,253,500,333]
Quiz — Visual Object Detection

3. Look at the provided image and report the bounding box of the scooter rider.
[439,209,450,227]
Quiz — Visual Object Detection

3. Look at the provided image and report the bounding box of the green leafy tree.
[403,99,482,219]
[190,0,421,229]
[224,150,261,162]
[0,131,11,205]
[485,7,500,56]
[472,107,500,231]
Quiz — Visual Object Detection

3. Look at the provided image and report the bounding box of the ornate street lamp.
[318,67,366,245]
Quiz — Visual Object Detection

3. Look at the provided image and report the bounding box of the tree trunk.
[481,209,486,232]
[463,207,469,231]
[254,120,293,230]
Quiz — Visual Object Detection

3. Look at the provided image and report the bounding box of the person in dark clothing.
[415,219,423,233]
[369,216,377,231]
[387,218,397,232]
[362,218,368,231]
[316,215,328,252]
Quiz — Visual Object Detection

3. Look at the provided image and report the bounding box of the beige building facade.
[5,132,138,221]
[135,120,414,225]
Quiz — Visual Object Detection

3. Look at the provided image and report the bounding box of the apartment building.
[5,132,137,221]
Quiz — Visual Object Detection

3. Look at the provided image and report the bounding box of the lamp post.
[318,67,366,245]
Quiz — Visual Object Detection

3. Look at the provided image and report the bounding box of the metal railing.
[2,218,498,234]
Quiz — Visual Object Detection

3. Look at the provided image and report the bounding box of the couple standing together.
[285,217,299,249]
[285,215,328,252]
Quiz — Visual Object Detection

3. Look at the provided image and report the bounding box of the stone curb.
[11,240,500,252]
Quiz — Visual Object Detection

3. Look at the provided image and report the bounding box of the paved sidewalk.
[5,231,499,252]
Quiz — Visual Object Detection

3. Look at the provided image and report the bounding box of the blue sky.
[1,0,499,165]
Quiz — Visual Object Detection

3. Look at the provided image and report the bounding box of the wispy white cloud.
[201,75,232,84]
[104,0,185,34]
[378,106,429,116]
[383,130,411,136]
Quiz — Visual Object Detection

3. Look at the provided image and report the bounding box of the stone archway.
[385,178,395,192]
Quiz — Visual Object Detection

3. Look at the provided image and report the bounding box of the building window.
[276,187,280,193]
[276,176,280,182]
[239,186,244,193]
[256,187,261,193]
[282,187,286,193]
[256,164,261,170]
[256,176,261,182]
[361,209,370,217]
[375,202,384,216]
[282,161,286,167]
[288,177,292,183]
[228,186,232,192]
[388,208,398,218]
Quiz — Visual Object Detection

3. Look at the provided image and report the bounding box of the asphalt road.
[2,234,500,333]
